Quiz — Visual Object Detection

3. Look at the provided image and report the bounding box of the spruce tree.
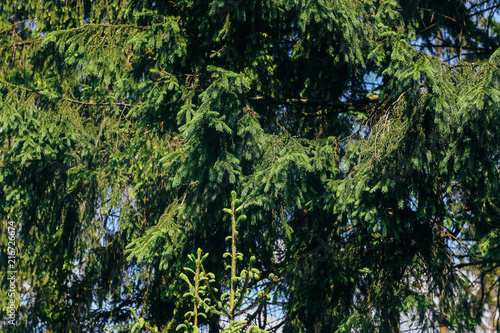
[1,0,499,332]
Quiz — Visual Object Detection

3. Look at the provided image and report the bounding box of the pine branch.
[467,5,500,17]
[232,270,250,314]
[235,278,276,317]
[0,78,131,107]
[469,0,493,10]
[229,199,238,320]
[0,20,33,34]
[454,259,500,269]
[61,97,132,107]
[418,7,457,22]
[249,95,379,116]
[410,43,489,51]
[83,23,150,29]
[0,78,32,92]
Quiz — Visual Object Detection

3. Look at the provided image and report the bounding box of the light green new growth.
[176,191,275,333]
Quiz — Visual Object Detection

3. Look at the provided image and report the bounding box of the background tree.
[0,0,499,332]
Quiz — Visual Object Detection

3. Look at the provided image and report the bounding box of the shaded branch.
[467,5,500,17]
[410,43,490,51]
[0,79,131,107]
[250,94,379,117]
[0,20,33,34]
[454,259,500,269]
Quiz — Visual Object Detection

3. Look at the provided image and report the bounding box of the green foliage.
[1,0,500,332]
[127,193,273,333]
[175,192,274,333]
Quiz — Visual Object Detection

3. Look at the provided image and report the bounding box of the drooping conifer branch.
[250,94,380,117]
